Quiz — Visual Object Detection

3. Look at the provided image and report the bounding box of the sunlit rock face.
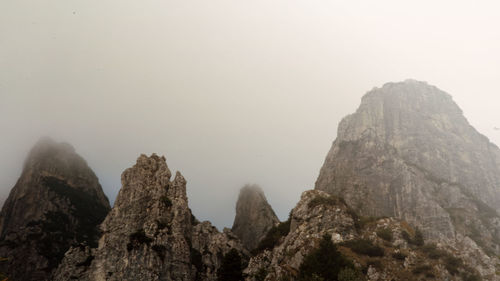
[0,138,111,281]
[54,154,247,281]
[232,185,279,251]
[316,80,500,249]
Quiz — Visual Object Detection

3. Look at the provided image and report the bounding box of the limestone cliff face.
[315,80,500,252]
[0,138,111,281]
[232,185,279,250]
[54,154,247,281]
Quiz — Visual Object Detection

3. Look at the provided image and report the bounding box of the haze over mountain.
[232,185,279,250]
[2,0,500,229]
[0,138,110,280]
[46,79,500,281]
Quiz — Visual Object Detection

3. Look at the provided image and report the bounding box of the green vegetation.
[418,243,477,278]
[413,228,424,246]
[337,268,365,281]
[341,239,384,257]
[217,249,244,281]
[298,234,361,281]
[127,229,153,251]
[376,228,393,242]
[356,216,388,230]
[401,230,411,243]
[461,272,481,281]
[365,259,382,270]
[412,265,432,275]
[253,219,291,254]
[444,255,462,275]
[421,243,445,259]
[401,228,424,246]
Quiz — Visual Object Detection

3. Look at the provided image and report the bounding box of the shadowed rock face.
[0,138,110,281]
[315,80,500,250]
[232,185,279,250]
[54,154,247,281]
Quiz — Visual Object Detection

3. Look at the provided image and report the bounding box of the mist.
[1,0,500,229]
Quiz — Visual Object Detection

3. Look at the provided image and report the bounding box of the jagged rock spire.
[232,184,279,250]
[54,154,247,281]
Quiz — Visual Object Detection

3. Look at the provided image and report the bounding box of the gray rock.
[232,185,279,250]
[244,190,357,281]
[54,154,247,281]
[245,189,496,280]
[315,79,500,277]
[191,222,249,281]
[0,137,111,281]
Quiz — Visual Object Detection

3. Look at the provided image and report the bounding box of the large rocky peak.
[0,138,111,281]
[232,185,279,250]
[54,154,247,281]
[315,80,500,257]
[320,79,500,206]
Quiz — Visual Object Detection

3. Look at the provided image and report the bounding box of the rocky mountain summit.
[232,185,279,250]
[0,138,110,281]
[316,80,500,273]
[54,154,247,281]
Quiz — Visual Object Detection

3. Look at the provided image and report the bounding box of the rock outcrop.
[232,185,279,250]
[54,154,247,281]
[245,190,358,281]
[0,138,111,281]
[245,190,493,281]
[315,80,500,265]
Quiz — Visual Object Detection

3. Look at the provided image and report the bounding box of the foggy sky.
[1,0,500,229]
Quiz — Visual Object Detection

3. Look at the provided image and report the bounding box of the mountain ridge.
[3,79,500,280]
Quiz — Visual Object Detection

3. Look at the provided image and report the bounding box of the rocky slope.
[54,154,247,281]
[0,138,111,281]
[232,185,279,250]
[314,80,500,276]
[245,190,494,281]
